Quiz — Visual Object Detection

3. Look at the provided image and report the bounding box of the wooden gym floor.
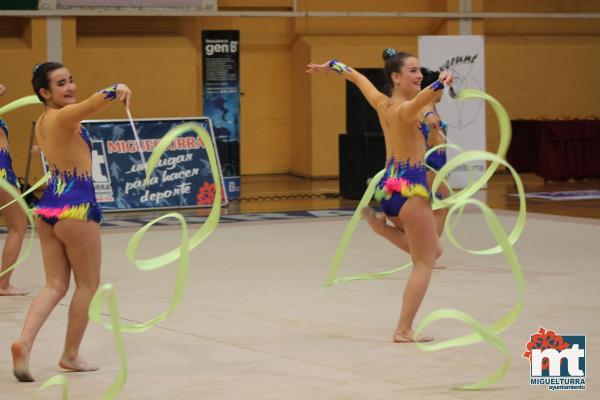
[145,172,600,219]
[1,172,598,399]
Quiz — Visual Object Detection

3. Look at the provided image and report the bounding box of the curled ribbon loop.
[328,143,470,284]
[40,122,222,398]
[419,152,526,343]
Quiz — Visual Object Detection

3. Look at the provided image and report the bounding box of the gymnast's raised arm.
[395,71,452,123]
[56,83,132,129]
[306,60,387,110]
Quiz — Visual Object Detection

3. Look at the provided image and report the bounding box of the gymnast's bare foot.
[0,285,28,296]
[361,207,387,235]
[393,329,434,343]
[11,341,34,382]
[59,356,99,373]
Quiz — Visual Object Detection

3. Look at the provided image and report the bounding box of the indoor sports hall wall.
[0,0,599,180]
[0,17,46,180]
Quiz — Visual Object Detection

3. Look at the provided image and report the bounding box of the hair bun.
[382,48,397,60]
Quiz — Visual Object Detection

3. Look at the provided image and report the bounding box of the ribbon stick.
[126,108,149,179]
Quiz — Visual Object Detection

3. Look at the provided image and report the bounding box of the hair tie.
[384,48,397,59]
[32,64,42,74]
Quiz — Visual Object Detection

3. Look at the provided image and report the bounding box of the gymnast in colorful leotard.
[420,68,450,237]
[0,84,28,296]
[307,49,453,343]
[11,62,131,382]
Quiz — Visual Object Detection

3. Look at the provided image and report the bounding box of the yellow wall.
[0,17,46,181]
[295,36,419,177]
[1,0,599,180]
[485,35,600,152]
[66,16,293,176]
[63,17,199,121]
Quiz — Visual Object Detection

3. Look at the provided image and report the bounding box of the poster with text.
[42,117,228,211]
[202,30,241,199]
[419,35,486,188]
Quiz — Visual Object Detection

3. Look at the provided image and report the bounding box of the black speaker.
[346,68,387,135]
[339,133,386,199]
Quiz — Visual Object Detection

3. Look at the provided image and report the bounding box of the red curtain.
[508,120,600,180]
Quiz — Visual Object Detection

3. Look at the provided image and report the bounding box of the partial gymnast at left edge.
[0,83,29,297]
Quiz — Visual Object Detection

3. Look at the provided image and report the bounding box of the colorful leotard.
[372,119,438,217]
[0,118,19,187]
[35,127,102,225]
[33,84,119,225]
[423,111,448,171]
[374,157,430,217]
[327,60,444,216]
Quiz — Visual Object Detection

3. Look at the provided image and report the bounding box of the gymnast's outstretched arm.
[56,83,131,129]
[395,71,452,123]
[306,60,387,110]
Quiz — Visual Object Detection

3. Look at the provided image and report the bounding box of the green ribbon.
[38,374,69,400]
[135,123,222,270]
[40,122,222,398]
[88,284,129,399]
[0,95,42,116]
[415,151,525,390]
[327,89,526,389]
[328,142,475,284]
[328,143,469,285]
[0,178,37,279]
[326,169,389,284]
[415,308,509,390]
[0,95,48,279]
[430,89,525,255]
[0,171,51,213]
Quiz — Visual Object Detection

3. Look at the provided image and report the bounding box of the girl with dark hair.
[0,84,28,296]
[307,49,452,343]
[11,62,131,382]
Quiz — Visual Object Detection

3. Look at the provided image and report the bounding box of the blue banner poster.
[41,117,228,211]
[202,30,240,199]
